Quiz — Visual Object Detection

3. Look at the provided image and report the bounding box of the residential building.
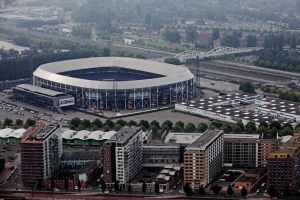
[20,123,62,186]
[224,134,278,168]
[184,130,224,190]
[267,132,300,193]
[102,126,144,184]
[143,144,181,167]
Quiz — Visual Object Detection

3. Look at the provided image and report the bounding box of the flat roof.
[256,97,300,116]
[186,130,223,151]
[16,84,65,97]
[33,57,194,90]
[224,134,260,140]
[21,123,59,143]
[178,93,291,124]
[164,132,202,144]
[108,126,142,145]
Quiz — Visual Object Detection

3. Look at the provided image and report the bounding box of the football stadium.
[33,57,195,110]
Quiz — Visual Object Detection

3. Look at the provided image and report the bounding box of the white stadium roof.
[34,57,194,90]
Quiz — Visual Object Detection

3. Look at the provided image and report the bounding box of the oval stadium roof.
[34,57,194,90]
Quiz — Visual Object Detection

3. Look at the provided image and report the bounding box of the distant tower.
[0,0,5,9]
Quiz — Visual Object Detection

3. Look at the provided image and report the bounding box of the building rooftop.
[186,130,223,151]
[21,123,59,143]
[256,97,300,116]
[62,129,116,141]
[16,84,65,97]
[177,92,295,125]
[108,126,142,145]
[164,132,203,145]
[224,134,260,140]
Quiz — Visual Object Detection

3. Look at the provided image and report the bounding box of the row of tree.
[69,117,299,137]
[1,118,36,129]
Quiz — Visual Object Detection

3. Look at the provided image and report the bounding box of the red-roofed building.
[20,123,62,186]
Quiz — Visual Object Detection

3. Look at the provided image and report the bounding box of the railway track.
[188,61,299,83]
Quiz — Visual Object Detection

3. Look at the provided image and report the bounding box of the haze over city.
[0,0,300,199]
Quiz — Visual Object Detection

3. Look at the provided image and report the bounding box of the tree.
[4,118,13,127]
[154,181,159,194]
[114,181,119,193]
[116,119,127,127]
[175,121,185,129]
[227,185,234,196]
[139,120,149,129]
[241,186,248,197]
[269,121,281,130]
[128,182,132,193]
[186,26,198,42]
[173,124,184,132]
[246,35,257,47]
[245,121,256,133]
[92,118,103,129]
[212,28,220,41]
[281,127,294,136]
[197,123,208,133]
[128,120,137,126]
[150,120,160,129]
[82,119,91,129]
[211,185,221,195]
[64,179,69,191]
[232,124,242,134]
[162,120,173,129]
[15,119,24,127]
[164,58,181,65]
[103,125,110,132]
[163,29,181,43]
[267,185,276,199]
[105,119,114,129]
[100,180,106,193]
[199,184,205,195]
[183,183,192,196]
[221,34,240,47]
[69,117,81,129]
[184,123,196,133]
[239,82,256,94]
[142,181,147,194]
[290,34,297,49]
[222,123,232,133]
[115,124,123,131]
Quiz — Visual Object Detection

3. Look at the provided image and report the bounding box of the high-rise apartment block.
[102,126,144,184]
[224,134,278,168]
[20,123,62,186]
[184,130,223,190]
[267,132,300,193]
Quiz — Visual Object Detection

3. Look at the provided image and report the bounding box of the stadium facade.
[33,57,195,110]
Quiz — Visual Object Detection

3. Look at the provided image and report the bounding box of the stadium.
[33,57,195,111]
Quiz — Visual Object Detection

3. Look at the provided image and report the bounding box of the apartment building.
[224,134,278,168]
[184,130,224,190]
[267,132,300,193]
[20,123,62,186]
[102,126,144,184]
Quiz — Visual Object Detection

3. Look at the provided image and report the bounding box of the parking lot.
[0,92,210,126]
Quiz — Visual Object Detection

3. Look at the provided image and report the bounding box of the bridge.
[174,46,262,62]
